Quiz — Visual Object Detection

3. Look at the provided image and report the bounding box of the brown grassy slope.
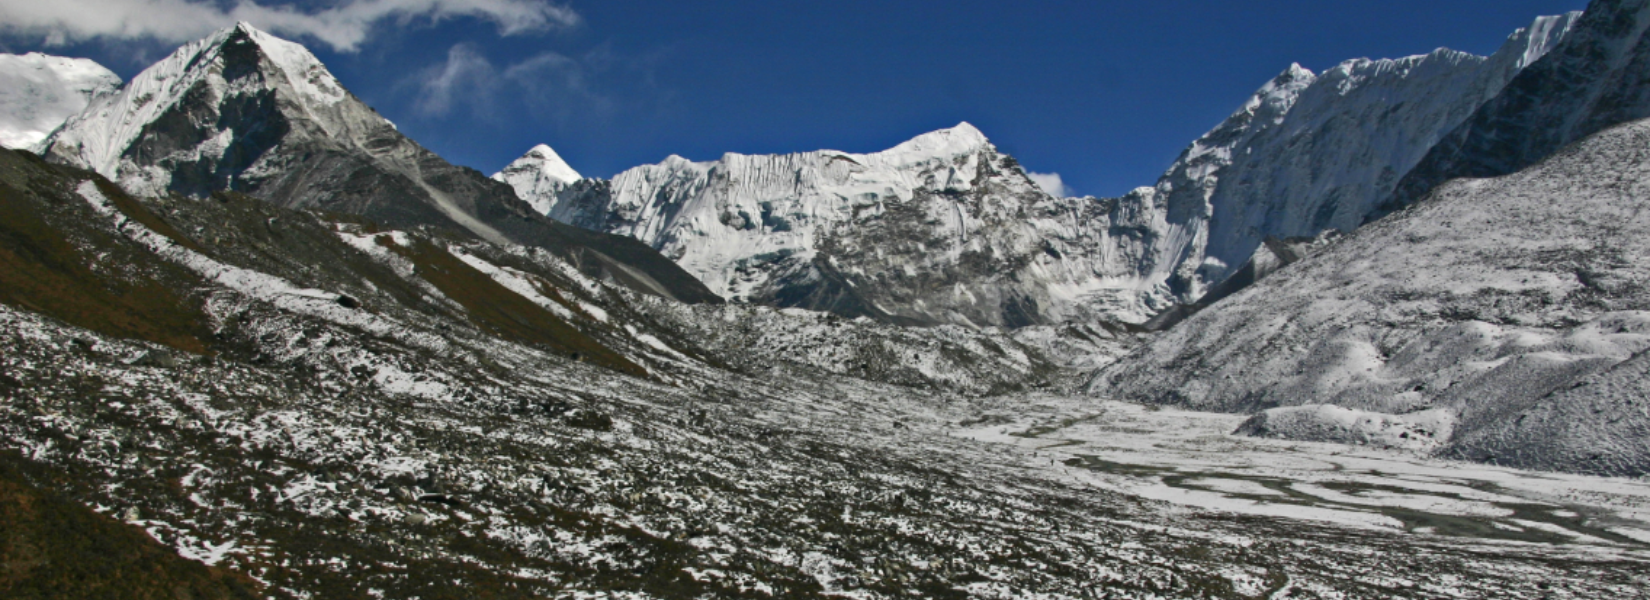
[0,452,260,600]
[0,149,212,354]
[380,235,649,378]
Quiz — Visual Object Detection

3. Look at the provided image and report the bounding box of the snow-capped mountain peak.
[0,52,120,152]
[1108,11,1579,306]
[43,21,358,195]
[492,143,584,214]
[516,122,1166,326]
[878,121,991,163]
[38,23,722,305]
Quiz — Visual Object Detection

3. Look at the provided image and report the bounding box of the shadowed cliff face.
[42,24,720,306]
[1382,0,1650,215]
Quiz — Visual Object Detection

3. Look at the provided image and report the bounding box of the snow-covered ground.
[954,395,1650,555]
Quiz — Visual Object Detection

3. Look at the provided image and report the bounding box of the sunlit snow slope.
[0,53,119,151]
[1105,12,1578,304]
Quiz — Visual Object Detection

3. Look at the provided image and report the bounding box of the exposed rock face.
[0,52,120,151]
[1114,12,1578,303]
[509,123,1169,327]
[41,23,718,305]
[1385,0,1650,213]
[1093,115,1650,477]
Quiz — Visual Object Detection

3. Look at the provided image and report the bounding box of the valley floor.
[952,396,1650,553]
[4,297,1649,598]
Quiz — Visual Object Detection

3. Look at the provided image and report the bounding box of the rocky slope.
[1093,115,1650,477]
[39,23,719,305]
[0,53,120,151]
[2,146,1642,598]
[508,124,1178,327]
[1386,0,1650,213]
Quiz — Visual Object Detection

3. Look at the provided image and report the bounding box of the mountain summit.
[503,122,1166,327]
[42,23,719,304]
[1097,12,1580,306]
[492,144,583,215]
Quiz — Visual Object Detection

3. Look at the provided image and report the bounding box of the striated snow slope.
[521,123,1174,327]
[0,53,120,151]
[492,143,582,215]
[1108,12,1579,304]
[1093,115,1650,477]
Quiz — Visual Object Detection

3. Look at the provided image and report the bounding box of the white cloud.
[406,43,629,124]
[1027,171,1073,197]
[504,50,613,121]
[412,43,499,117]
[0,0,580,53]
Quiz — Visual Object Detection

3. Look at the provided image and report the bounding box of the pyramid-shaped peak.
[501,143,582,183]
[42,21,358,185]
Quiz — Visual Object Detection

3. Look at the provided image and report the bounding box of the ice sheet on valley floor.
[951,395,1650,549]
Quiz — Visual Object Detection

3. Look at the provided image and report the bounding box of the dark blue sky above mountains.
[1,0,1590,197]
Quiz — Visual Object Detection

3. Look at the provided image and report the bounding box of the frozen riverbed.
[952,396,1650,554]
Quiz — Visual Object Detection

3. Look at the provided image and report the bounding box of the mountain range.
[4,0,1650,595]
[0,0,1644,477]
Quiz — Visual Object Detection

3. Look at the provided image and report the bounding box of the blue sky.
[1,0,1591,197]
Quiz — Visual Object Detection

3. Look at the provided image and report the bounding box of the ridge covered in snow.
[1388,0,1650,211]
[509,13,1580,327]
[0,52,120,151]
[520,122,1177,326]
[1104,11,1580,305]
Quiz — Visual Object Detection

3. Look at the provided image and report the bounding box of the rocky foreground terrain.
[2,134,1646,598]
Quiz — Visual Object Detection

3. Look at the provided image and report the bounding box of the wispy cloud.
[0,0,580,52]
[504,49,614,122]
[409,42,624,124]
[411,43,500,117]
[1027,171,1073,197]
